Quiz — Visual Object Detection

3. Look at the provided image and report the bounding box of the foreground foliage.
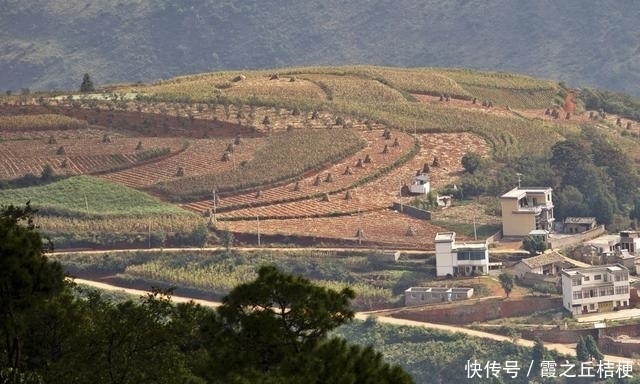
[0,204,413,383]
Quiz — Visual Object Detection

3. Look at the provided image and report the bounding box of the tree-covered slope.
[2,0,640,96]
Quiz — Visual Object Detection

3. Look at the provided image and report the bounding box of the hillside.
[3,65,640,250]
[2,1,640,96]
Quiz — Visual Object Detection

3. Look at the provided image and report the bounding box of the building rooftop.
[519,251,565,269]
[405,287,473,293]
[501,187,553,199]
[454,241,488,250]
[562,264,628,277]
[564,217,597,225]
[434,232,455,242]
[584,234,620,247]
[529,229,549,236]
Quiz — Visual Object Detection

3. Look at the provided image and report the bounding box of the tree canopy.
[79,73,95,93]
[498,272,514,298]
[0,209,413,383]
[0,202,65,370]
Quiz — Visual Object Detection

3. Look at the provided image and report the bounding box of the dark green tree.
[461,152,483,174]
[588,187,616,226]
[220,229,234,251]
[48,289,205,384]
[531,337,545,376]
[522,235,548,255]
[189,224,209,248]
[0,203,65,370]
[584,335,604,361]
[79,73,95,93]
[199,266,411,383]
[498,272,514,298]
[576,337,589,361]
[554,186,589,220]
[630,195,640,224]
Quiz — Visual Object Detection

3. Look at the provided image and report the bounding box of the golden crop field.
[0,114,88,131]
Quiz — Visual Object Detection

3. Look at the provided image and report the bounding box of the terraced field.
[183,129,414,214]
[0,133,185,180]
[4,65,633,249]
[100,137,264,188]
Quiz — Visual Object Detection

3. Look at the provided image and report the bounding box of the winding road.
[71,274,631,363]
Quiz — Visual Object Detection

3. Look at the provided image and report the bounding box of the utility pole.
[473,217,477,240]
[257,215,261,246]
[212,189,217,224]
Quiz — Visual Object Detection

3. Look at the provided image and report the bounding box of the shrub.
[461,152,483,174]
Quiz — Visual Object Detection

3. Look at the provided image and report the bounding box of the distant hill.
[2,0,640,96]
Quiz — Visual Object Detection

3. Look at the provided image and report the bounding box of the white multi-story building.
[561,264,630,316]
[434,232,489,277]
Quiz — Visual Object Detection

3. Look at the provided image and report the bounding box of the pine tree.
[576,337,589,361]
[531,337,545,376]
[79,73,95,93]
[585,335,604,360]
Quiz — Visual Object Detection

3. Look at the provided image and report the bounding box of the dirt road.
[74,277,631,363]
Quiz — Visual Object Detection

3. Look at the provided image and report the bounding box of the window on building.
[583,276,590,281]
[589,304,595,310]
[456,250,486,261]
[615,286,629,295]
[572,278,581,286]
[594,275,602,280]
[573,292,582,300]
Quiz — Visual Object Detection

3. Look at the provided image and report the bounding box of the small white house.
[435,232,489,277]
[409,174,430,194]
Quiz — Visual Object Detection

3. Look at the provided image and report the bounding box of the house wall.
[512,262,542,278]
[392,202,431,220]
[502,211,536,237]
[404,287,473,306]
[435,239,454,276]
[549,225,606,250]
[564,223,592,234]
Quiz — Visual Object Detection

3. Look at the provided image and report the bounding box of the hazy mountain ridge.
[2,0,640,95]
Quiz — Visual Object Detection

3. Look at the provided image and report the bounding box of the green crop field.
[0,175,192,217]
[54,249,438,310]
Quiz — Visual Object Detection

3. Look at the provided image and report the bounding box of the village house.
[513,251,566,278]
[563,217,597,234]
[620,230,640,255]
[404,287,474,306]
[500,187,554,237]
[561,264,630,316]
[434,232,489,277]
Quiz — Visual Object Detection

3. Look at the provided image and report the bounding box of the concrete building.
[404,287,474,306]
[500,187,554,237]
[434,232,489,277]
[561,264,630,316]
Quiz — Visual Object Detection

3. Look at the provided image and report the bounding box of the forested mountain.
[2,0,640,95]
